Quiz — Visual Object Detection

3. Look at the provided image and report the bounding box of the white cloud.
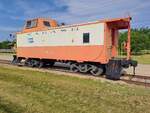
[6,0,149,25]
[1,0,150,28]
[51,0,150,26]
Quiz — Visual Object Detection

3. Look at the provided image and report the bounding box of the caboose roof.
[49,17,131,30]
[17,17,131,34]
[103,17,131,29]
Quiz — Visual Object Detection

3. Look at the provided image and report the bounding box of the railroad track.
[0,59,11,64]
[0,59,150,87]
[121,74,150,87]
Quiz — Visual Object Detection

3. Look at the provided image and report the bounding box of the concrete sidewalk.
[0,54,13,61]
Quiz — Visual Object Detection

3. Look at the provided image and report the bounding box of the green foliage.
[0,40,12,49]
[132,54,150,64]
[119,28,150,54]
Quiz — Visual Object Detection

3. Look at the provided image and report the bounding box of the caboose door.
[107,28,113,58]
[107,27,118,59]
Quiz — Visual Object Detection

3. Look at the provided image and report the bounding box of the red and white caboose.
[13,17,137,79]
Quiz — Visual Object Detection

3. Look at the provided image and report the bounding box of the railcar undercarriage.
[12,56,137,80]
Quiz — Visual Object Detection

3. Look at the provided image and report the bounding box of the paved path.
[125,64,150,76]
[0,54,149,76]
[0,54,13,61]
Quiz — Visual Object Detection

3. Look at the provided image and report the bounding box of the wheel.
[90,66,103,76]
[70,63,79,72]
[24,59,30,66]
[39,61,44,68]
[33,60,40,67]
[28,59,35,67]
[12,57,17,64]
[78,63,88,73]
[12,55,17,64]
[39,61,55,68]
[12,57,22,65]
[25,59,38,67]
[46,61,55,67]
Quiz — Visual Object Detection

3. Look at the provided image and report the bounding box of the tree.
[119,28,150,54]
[0,40,12,49]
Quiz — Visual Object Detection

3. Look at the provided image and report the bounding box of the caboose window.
[83,33,90,43]
[43,21,51,27]
[26,20,37,28]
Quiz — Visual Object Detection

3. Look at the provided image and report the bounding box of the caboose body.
[13,17,137,79]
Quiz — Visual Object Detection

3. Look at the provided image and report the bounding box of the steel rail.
[0,59,150,87]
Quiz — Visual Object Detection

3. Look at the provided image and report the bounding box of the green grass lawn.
[119,54,150,64]
[131,54,150,64]
[0,52,14,54]
[0,66,150,113]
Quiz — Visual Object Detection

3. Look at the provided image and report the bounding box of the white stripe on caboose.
[17,23,104,47]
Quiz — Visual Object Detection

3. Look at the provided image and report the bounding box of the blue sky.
[0,0,150,41]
